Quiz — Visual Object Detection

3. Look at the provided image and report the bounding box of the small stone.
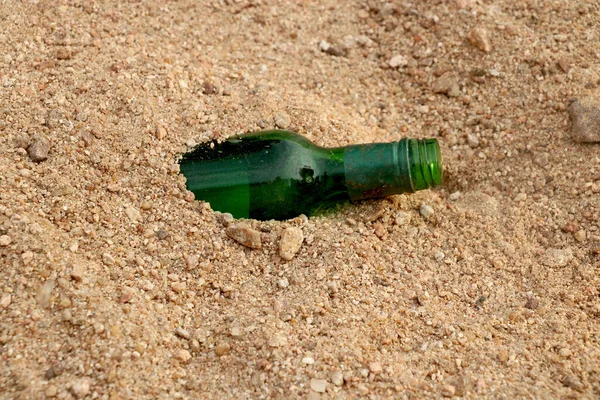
[175,328,191,340]
[174,349,192,363]
[310,379,328,393]
[449,191,461,201]
[178,79,188,89]
[307,392,320,400]
[93,322,104,334]
[559,347,572,358]
[226,223,262,249]
[14,134,30,149]
[278,278,289,288]
[125,206,140,222]
[557,57,571,73]
[533,152,550,167]
[37,280,55,308]
[395,211,412,226]
[388,54,408,68]
[0,294,11,308]
[102,253,115,266]
[268,333,288,347]
[230,326,243,337]
[27,137,50,162]
[279,227,304,260]
[70,264,84,282]
[274,113,291,129]
[203,81,217,95]
[467,134,480,148]
[524,297,540,310]
[441,384,456,397]
[432,76,460,97]
[541,247,573,268]
[155,125,167,140]
[45,385,58,397]
[357,384,369,395]
[302,356,315,365]
[55,48,72,60]
[119,290,133,303]
[319,40,347,57]
[420,204,434,219]
[215,342,231,356]
[358,9,369,19]
[155,229,169,240]
[369,362,383,375]
[171,281,186,293]
[185,254,199,269]
[569,99,600,143]
[498,349,509,363]
[331,371,344,386]
[514,193,527,202]
[141,201,153,210]
[467,27,492,52]
[71,379,90,399]
[574,230,586,242]
[216,212,234,227]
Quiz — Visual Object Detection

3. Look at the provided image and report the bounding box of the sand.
[1,0,600,398]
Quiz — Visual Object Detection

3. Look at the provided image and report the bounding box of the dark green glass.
[179,130,442,221]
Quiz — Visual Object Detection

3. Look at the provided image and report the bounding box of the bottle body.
[179,130,442,220]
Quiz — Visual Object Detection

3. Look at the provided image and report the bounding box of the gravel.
[226,223,262,249]
[279,227,304,260]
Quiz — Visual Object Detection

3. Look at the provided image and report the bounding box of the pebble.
[37,280,55,308]
[279,227,304,260]
[540,247,573,268]
[331,371,344,386]
[274,112,291,129]
[388,54,408,68]
[70,264,84,282]
[574,230,586,242]
[278,278,289,288]
[175,327,191,340]
[215,342,231,356]
[449,191,461,201]
[230,326,243,337]
[71,379,91,399]
[27,137,50,162]
[395,211,412,226]
[569,98,600,143]
[45,385,58,397]
[310,378,328,393]
[14,134,30,149]
[432,76,460,97]
[467,134,480,148]
[319,40,347,57]
[185,254,199,269]
[369,362,383,374]
[174,349,192,363]
[441,384,456,397]
[125,206,141,223]
[419,204,434,219]
[467,27,492,52]
[268,333,288,347]
[0,235,12,246]
[357,384,369,395]
[0,294,11,308]
[203,81,217,95]
[226,223,262,249]
[524,297,540,310]
[302,356,315,365]
[155,125,167,140]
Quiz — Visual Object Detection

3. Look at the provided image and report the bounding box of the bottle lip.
[405,138,443,191]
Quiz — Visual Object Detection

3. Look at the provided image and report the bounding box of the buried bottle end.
[405,138,443,191]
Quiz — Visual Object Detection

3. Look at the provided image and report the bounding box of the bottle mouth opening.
[407,138,443,191]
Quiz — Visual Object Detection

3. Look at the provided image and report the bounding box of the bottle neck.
[343,138,442,201]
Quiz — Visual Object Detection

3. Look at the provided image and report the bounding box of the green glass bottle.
[179,130,442,221]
